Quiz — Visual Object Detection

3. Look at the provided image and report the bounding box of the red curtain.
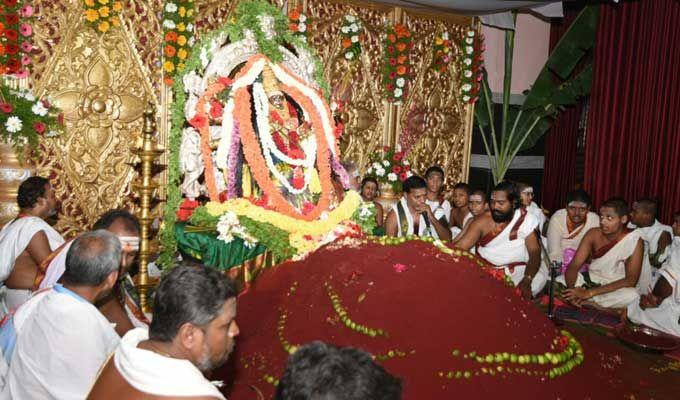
[584,0,680,223]
[541,4,585,212]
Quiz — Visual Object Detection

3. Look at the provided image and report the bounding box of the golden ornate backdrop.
[10,0,473,234]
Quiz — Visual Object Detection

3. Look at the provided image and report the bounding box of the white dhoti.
[0,285,119,399]
[451,212,473,240]
[108,328,226,399]
[632,220,674,291]
[627,237,680,337]
[476,209,547,296]
[546,209,599,264]
[0,216,64,316]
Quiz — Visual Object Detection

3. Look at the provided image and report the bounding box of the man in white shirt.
[547,189,600,266]
[88,265,239,399]
[0,230,122,399]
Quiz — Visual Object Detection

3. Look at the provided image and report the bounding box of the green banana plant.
[475,5,599,184]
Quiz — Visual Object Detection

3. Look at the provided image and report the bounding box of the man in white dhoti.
[628,198,673,274]
[0,176,63,316]
[385,176,451,240]
[449,182,472,238]
[547,189,600,265]
[627,213,680,337]
[455,181,545,300]
[424,166,451,228]
[561,198,644,309]
[0,230,121,399]
[88,265,239,399]
[33,210,148,336]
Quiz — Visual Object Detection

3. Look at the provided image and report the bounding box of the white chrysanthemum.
[406,171,413,178]
[467,30,475,37]
[31,102,48,116]
[298,22,307,32]
[188,36,195,47]
[466,46,474,54]
[366,167,374,174]
[350,23,359,32]
[382,160,390,167]
[23,92,35,101]
[344,51,354,60]
[186,23,194,32]
[341,26,350,34]
[373,162,381,169]
[394,88,403,98]
[396,78,405,88]
[162,19,176,29]
[462,95,471,102]
[465,37,474,45]
[442,31,449,40]
[388,172,398,182]
[165,3,177,12]
[403,160,410,166]
[463,58,472,66]
[462,83,472,92]
[345,15,355,23]
[359,205,373,218]
[351,35,359,43]
[464,70,473,78]
[46,130,59,138]
[216,211,241,244]
[376,168,385,177]
[299,14,307,22]
[5,116,23,133]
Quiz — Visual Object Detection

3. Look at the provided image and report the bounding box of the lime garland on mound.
[325,282,388,338]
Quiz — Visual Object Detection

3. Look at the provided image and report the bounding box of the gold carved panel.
[304,0,395,173]
[33,5,156,237]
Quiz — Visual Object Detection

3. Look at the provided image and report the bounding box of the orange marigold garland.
[382,24,413,103]
[162,0,196,85]
[82,0,122,33]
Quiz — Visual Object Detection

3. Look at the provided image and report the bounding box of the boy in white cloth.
[627,212,680,337]
[628,198,673,284]
[449,182,473,238]
[423,166,452,227]
[547,189,600,264]
[517,182,547,235]
[0,230,121,399]
[0,176,63,316]
[88,265,239,399]
[34,210,147,336]
[560,198,644,309]
[455,181,545,300]
[385,175,451,240]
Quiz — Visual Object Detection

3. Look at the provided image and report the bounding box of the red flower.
[383,146,390,152]
[399,172,408,181]
[291,174,305,190]
[209,100,223,119]
[386,83,394,91]
[3,0,17,7]
[6,44,18,55]
[217,77,233,86]
[0,103,13,113]
[392,165,402,174]
[188,114,207,129]
[389,71,396,79]
[5,14,19,25]
[4,29,18,42]
[389,58,397,66]
[393,152,404,161]
[57,113,64,125]
[176,199,199,221]
[33,121,46,134]
[387,46,395,54]
[301,201,315,215]
[6,58,19,72]
[41,99,50,109]
[403,165,410,172]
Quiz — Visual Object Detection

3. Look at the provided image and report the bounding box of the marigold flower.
[98,6,110,17]
[396,42,406,52]
[396,65,407,75]
[388,34,396,43]
[397,55,406,64]
[177,48,187,60]
[165,31,178,42]
[177,35,187,46]
[177,22,186,32]
[85,0,95,6]
[111,16,120,26]
[163,61,175,72]
[289,9,300,20]
[98,0,109,5]
[178,6,186,17]
[112,1,122,12]
[85,9,100,22]
[98,21,110,32]
[164,44,176,57]
[289,23,298,32]
[342,38,351,49]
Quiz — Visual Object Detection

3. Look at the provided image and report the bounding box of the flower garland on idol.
[382,24,413,103]
[340,14,362,61]
[0,1,35,77]
[162,0,196,85]
[82,0,122,33]
[459,29,484,104]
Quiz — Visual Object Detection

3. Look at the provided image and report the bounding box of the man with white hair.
[0,230,122,399]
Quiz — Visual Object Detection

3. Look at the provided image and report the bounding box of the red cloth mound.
[218,240,647,399]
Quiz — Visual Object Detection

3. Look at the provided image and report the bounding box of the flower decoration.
[0,0,34,77]
[162,0,196,85]
[365,146,412,193]
[431,30,453,72]
[351,201,377,234]
[0,83,63,156]
[459,29,484,104]
[382,24,413,103]
[340,14,362,61]
[82,0,122,33]
[287,7,308,41]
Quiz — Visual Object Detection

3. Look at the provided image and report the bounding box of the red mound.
[219,240,656,399]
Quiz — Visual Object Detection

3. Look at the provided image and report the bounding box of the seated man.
[517,182,547,235]
[88,265,239,399]
[629,198,673,287]
[560,198,644,309]
[627,211,680,337]
[385,176,451,240]
[0,176,64,315]
[274,341,402,400]
[546,189,600,266]
[424,166,451,228]
[360,177,384,228]
[452,189,489,248]
[0,230,121,399]
[455,181,546,299]
[449,182,472,238]
[34,209,146,336]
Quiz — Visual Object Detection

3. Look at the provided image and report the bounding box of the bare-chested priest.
[88,265,239,399]
[449,182,473,239]
[385,175,451,240]
[629,198,673,290]
[455,181,546,300]
[0,176,63,315]
[560,198,644,309]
